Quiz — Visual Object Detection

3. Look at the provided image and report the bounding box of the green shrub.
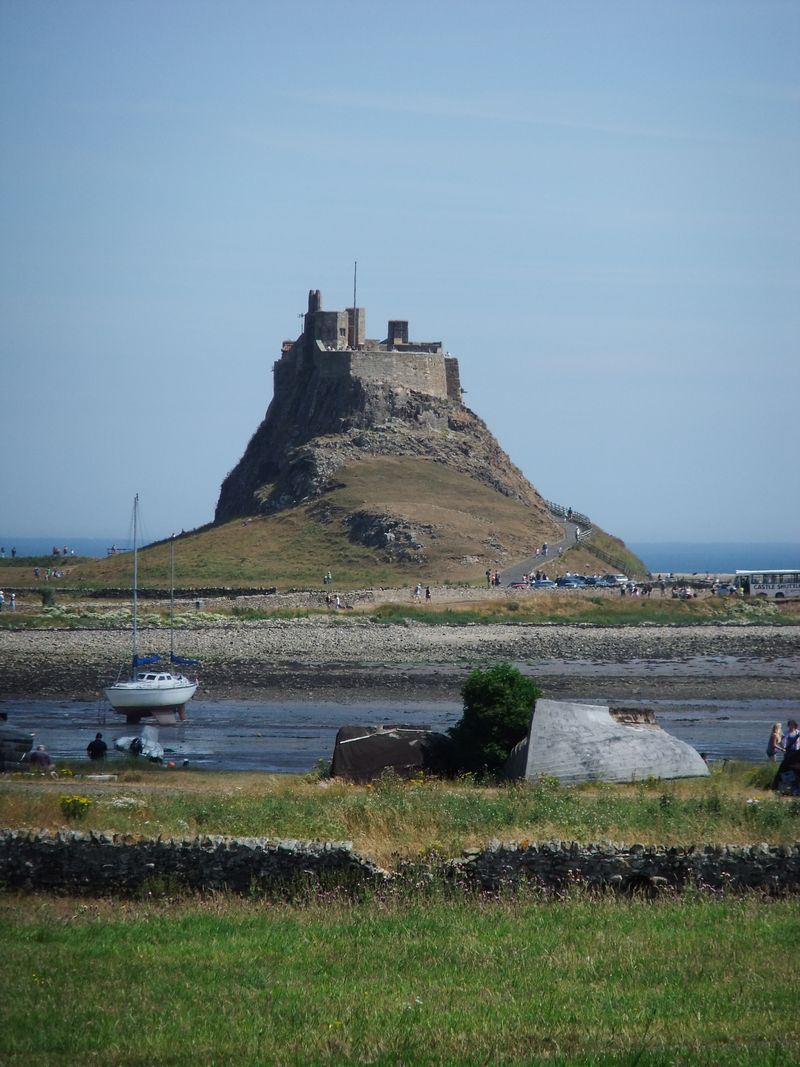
[445,662,541,775]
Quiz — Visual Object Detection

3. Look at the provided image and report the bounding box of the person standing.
[767,722,784,762]
[784,720,800,757]
[87,733,108,760]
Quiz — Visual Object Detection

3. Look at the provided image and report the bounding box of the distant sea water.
[629,542,800,575]
[3,537,799,575]
[0,537,122,558]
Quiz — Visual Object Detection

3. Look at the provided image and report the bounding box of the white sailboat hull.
[104,677,197,710]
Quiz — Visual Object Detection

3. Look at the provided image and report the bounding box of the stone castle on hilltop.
[276,288,462,404]
[214,288,549,527]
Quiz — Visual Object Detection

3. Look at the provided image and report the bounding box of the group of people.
[25,733,108,771]
[519,570,549,585]
[768,719,800,794]
[485,570,502,587]
[413,583,432,601]
[0,547,16,559]
[0,590,15,610]
[32,566,65,580]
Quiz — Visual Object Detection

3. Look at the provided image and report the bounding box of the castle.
[275,288,463,404]
[215,287,532,524]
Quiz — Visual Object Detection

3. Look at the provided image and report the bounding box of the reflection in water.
[3,697,798,773]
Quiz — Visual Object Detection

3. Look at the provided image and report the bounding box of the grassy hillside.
[1,458,645,590]
[22,458,565,589]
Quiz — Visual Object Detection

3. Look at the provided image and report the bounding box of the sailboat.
[103,495,198,724]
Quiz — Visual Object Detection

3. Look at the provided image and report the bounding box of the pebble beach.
[1,615,798,705]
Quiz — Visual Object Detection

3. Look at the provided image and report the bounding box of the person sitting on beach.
[767,722,784,763]
[29,745,53,769]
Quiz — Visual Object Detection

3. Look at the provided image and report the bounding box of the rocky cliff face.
[215,369,551,528]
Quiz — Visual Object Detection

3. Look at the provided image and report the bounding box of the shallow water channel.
[4,696,797,773]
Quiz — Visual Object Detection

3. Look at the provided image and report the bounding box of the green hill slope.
[56,456,643,590]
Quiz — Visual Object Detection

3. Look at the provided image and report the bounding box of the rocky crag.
[215,289,558,563]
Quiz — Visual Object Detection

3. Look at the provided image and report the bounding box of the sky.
[1,0,798,546]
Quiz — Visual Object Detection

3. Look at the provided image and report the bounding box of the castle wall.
[349,350,450,398]
[272,337,460,407]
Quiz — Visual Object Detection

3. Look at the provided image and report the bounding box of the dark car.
[556,575,586,588]
[532,579,556,589]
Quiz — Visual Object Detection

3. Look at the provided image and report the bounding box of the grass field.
[3,769,797,1063]
[0,892,795,1065]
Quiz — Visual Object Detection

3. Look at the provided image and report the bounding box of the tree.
[446,662,541,775]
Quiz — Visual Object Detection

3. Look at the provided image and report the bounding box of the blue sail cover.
[134,654,161,667]
[170,654,199,666]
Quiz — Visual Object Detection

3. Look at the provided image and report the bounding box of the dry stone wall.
[1,830,797,897]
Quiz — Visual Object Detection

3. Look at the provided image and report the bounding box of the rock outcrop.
[214,289,554,535]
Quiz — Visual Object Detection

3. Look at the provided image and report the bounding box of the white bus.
[735,569,800,599]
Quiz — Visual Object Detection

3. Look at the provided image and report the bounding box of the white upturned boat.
[103,496,198,724]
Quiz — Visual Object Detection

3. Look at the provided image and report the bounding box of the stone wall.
[0,830,384,895]
[349,350,450,400]
[1,830,797,897]
[454,839,800,894]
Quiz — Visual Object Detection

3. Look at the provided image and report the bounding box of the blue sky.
[1,0,798,546]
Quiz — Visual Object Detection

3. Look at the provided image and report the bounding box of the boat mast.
[131,493,139,673]
[170,533,175,661]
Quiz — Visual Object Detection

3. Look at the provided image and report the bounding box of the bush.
[444,662,541,776]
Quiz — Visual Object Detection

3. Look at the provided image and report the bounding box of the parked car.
[603,574,629,587]
[556,575,586,588]
[507,581,529,589]
[713,582,736,596]
[532,579,556,589]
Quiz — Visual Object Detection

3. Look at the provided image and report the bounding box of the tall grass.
[2,764,795,865]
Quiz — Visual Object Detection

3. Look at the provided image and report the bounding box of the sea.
[3,538,799,575]
[4,697,795,773]
[0,537,125,558]
[628,543,800,575]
